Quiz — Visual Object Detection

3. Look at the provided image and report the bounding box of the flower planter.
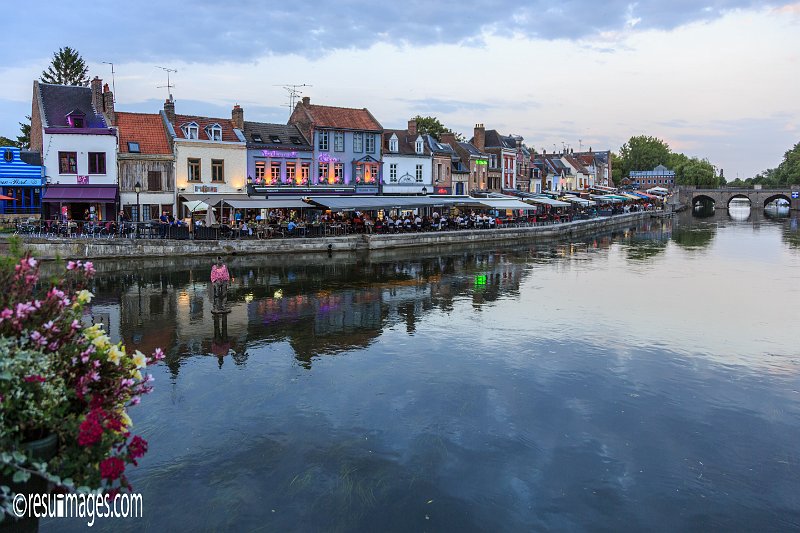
[1,434,58,533]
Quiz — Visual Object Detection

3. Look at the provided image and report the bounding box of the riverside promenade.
[14,212,650,260]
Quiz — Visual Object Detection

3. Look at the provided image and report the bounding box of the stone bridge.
[676,186,800,210]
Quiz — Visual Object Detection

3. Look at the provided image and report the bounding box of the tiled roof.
[243,121,311,149]
[482,130,517,149]
[383,129,430,156]
[564,155,589,174]
[425,135,455,154]
[38,83,107,128]
[302,104,382,131]
[458,141,484,156]
[171,114,241,142]
[116,112,171,154]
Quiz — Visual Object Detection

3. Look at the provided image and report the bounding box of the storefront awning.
[42,186,118,202]
[473,199,536,210]
[303,196,459,211]
[224,199,310,209]
[524,197,571,207]
[179,193,249,206]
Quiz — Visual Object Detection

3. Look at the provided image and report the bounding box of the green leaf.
[12,470,30,483]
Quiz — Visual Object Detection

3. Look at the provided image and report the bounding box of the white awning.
[179,193,249,206]
[561,196,596,206]
[303,196,460,211]
[474,199,537,210]
[224,199,310,209]
[524,197,571,207]
[183,200,210,212]
[590,194,622,203]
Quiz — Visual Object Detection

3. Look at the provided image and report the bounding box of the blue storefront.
[0,147,44,217]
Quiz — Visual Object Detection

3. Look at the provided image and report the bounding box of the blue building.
[629,164,676,189]
[0,146,45,217]
[288,97,383,195]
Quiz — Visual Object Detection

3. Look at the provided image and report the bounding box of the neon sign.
[261,150,297,158]
[476,159,487,166]
[318,153,341,163]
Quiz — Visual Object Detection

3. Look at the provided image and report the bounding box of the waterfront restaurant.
[243,120,314,195]
[0,146,44,217]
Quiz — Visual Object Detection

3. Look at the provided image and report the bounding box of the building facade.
[382,120,432,195]
[470,125,517,192]
[427,135,455,195]
[31,78,118,221]
[629,164,675,189]
[288,97,383,195]
[0,147,44,217]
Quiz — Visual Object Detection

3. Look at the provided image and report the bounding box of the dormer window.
[270,135,281,144]
[73,117,84,128]
[415,136,424,155]
[290,136,302,145]
[65,110,86,128]
[389,134,398,153]
[182,122,199,139]
[206,123,223,141]
[251,133,263,143]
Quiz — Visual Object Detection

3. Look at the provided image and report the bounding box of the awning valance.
[224,199,310,209]
[303,196,461,211]
[473,199,536,210]
[42,185,117,202]
[179,193,249,206]
[524,197,571,207]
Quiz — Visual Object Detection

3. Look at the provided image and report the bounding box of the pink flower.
[128,436,148,460]
[27,257,37,268]
[0,308,11,320]
[71,319,81,330]
[151,348,165,361]
[23,375,46,383]
[66,261,76,270]
[99,457,125,481]
[78,411,104,446]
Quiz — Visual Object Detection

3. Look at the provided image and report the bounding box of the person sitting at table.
[159,210,170,238]
[488,215,496,229]
[403,216,412,231]
[414,214,422,231]
[287,219,297,235]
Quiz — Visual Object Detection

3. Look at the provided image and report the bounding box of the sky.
[2,1,798,180]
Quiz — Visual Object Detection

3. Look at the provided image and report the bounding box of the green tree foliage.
[618,135,671,178]
[17,115,31,149]
[610,153,623,186]
[412,115,461,141]
[727,141,800,188]
[670,153,718,188]
[41,46,90,86]
[0,136,16,147]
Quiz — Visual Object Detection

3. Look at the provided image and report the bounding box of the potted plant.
[0,238,162,526]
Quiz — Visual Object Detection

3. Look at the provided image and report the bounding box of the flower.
[132,351,147,370]
[128,436,148,460]
[99,457,125,481]
[107,345,124,365]
[23,374,46,383]
[76,290,94,304]
[77,411,104,447]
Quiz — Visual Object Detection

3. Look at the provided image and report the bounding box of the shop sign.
[355,186,379,195]
[318,153,341,163]
[261,150,298,158]
[476,159,487,166]
[77,175,90,184]
[194,185,218,193]
[0,177,42,186]
[435,187,451,195]
[792,192,799,199]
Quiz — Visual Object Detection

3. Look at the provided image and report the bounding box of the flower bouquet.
[0,238,163,522]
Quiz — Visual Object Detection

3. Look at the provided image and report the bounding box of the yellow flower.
[91,335,110,351]
[132,350,147,369]
[107,345,123,365]
[83,324,104,340]
[120,411,132,429]
[132,369,142,381]
[76,290,94,304]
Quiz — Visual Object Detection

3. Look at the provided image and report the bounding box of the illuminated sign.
[77,175,90,184]
[318,153,341,163]
[0,178,42,186]
[261,150,297,158]
[194,185,218,193]
[476,159,487,166]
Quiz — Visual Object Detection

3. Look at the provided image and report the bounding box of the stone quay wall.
[17,212,649,261]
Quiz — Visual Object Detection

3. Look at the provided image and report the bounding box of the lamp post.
[421,186,427,196]
[134,181,141,222]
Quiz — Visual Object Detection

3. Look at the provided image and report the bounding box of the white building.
[381,120,432,195]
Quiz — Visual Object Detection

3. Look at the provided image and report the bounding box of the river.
[46,208,800,532]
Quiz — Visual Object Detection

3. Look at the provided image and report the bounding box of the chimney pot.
[408,119,417,136]
[302,96,310,105]
[164,98,176,124]
[232,104,244,130]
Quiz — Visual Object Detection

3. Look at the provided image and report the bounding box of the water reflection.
[47,213,800,532]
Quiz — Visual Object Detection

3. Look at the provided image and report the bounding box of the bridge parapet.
[675,186,799,210]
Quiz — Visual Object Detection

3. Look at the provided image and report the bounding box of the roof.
[475,129,517,150]
[563,155,590,174]
[37,82,107,128]
[170,114,241,142]
[458,141,484,156]
[297,103,382,131]
[116,112,171,154]
[243,121,311,149]
[383,129,430,156]
[425,135,456,155]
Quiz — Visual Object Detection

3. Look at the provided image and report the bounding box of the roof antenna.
[273,83,312,115]
[156,66,177,100]
[101,61,116,101]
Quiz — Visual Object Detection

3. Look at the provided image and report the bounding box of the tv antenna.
[101,61,116,101]
[156,66,177,99]
[578,139,583,151]
[273,83,312,112]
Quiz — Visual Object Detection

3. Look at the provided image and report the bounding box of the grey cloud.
[13,1,777,65]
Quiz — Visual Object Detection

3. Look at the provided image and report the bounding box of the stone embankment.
[16,212,649,261]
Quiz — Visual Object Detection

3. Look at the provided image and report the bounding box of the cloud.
[11,0,775,65]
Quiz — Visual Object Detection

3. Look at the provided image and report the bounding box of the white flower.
[132,350,147,369]
[76,290,94,304]
[107,345,123,365]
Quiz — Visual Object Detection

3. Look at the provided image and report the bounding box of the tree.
[0,136,17,147]
[618,135,671,178]
[412,115,460,141]
[17,116,31,149]
[41,46,90,86]
[772,141,800,186]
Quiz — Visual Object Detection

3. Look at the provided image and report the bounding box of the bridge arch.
[726,193,752,208]
[691,194,716,207]
[762,193,791,208]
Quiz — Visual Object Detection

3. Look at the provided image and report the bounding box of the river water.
[47,208,800,532]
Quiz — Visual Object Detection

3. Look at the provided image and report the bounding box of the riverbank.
[11,212,650,260]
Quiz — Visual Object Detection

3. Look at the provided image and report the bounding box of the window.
[366,134,375,153]
[334,163,344,184]
[270,163,281,185]
[353,132,363,152]
[251,133,263,143]
[188,158,201,182]
[147,171,162,192]
[255,161,266,183]
[389,135,398,153]
[389,164,397,182]
[182,122,199,139]
[73,117,84,128]
[415,164,423,182]
[290,136,302,145]
[127,142,140,153]
[270,135,281,144]
[415,137,423,155]
[207,124,222,141]
[58,152,77,174]
[88,152,106,174]
[318,130,329,151]
[286,162,296,185]
[318,162,329,184]
[300,163,310,185]
[211,159,224,182]
[436,163,442,182]
[334,131,344,152]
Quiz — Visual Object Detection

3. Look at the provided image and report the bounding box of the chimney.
[440,132,456,146]
[473,123,485,151]
[302,96,310,106]
[164,98,176,124]
[90,77,103,115]
[102,83,116,125]
[408,118,417,136]
[232,104,244,130]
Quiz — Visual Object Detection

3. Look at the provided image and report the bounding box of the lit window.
[255,161,266,182]
[270,163,281,185]
[334,163,344,184]
[286,163,296,184]
[318,162,328,183]
[58,152,77,174]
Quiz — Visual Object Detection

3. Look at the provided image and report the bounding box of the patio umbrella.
[0,194,14,201]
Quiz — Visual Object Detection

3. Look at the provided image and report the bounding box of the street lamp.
[421,186,427,196]
[134,181,142,222]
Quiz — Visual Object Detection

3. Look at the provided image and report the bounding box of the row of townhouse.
[531,150,613,193]
[14,76,611,221]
